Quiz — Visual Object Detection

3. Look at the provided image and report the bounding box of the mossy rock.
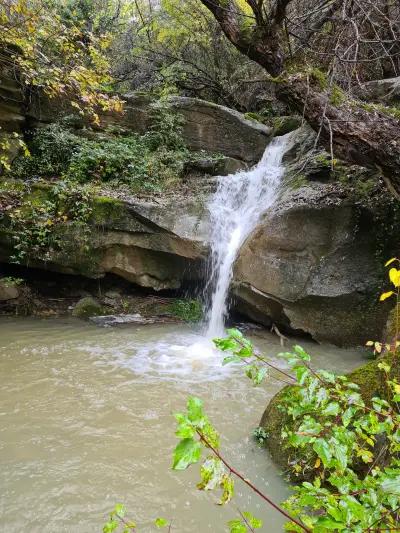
[272,115,302,136]
[260,353,400,476]
[72,297,104,319]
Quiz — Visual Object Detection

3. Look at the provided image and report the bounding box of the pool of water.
[0,318,366,532]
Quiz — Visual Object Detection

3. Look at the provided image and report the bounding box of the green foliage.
[0,276,24,287]
[253,426,268,445]
[10,101,215,192]
[309,68,328,90]
[102,504,136,533]
[168,298,203,322]
[214,328,269,386]
[12,125,82,179]
[215,328,400,531]
[360,102,400,120]
[228,512,263,533]
[0,0,122,126]
[329,85,346,106]
[172,396,265,529]
[154,517,168,528]
[72,296,103,319]
[7,181,93,264]
[288,174,308,190]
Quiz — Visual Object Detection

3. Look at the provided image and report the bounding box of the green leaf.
[381,476,400,495]
[242,512,263,529]
[155,517,168,528]
[314,517,346,530]
[187,397,203,423]
[172,438,202,470]
[222,354,242,366]
[293,345,311,361]
[197,457,225,491]
[114,503,125,518]
[313,438,332,466]
[322,402,340,417]
[219,475,234,505]
[213,338,238,352]
[103,520,118,533]
[226,328,243,340]
[228,519,247,533]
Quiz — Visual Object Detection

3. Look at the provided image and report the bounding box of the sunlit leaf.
[380,291,394,301]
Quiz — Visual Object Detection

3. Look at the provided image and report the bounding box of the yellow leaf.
[366,341,374,346]
[375,342,382,354]
[389,268,400,288]
[385,257,398,267]
[314,458,321,469]
[380,291,394,301]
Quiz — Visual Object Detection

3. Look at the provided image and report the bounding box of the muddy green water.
[0,318,366,532]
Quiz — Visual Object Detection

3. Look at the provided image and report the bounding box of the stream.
[0,317,366,532]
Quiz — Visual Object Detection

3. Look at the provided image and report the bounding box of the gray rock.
[355,77,400,105]
[90,314,164,327]
[0,280,19,301]
[232,148,393,345]
[104,290,121,299]
[169,96,272,163]
[72,297,103,319]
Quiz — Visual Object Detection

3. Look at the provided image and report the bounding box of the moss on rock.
[72,296,103,318]
[260,353,400,476]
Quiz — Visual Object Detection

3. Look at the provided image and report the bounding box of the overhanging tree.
[199,0,400,194]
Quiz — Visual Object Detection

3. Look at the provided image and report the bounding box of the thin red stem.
[197,430,310,533]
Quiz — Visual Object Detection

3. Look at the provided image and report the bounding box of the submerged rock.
[89,314,176,327]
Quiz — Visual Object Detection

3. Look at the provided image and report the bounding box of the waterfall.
[205,133,292,338]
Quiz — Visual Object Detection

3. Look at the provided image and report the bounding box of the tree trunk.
[277,76,400,193]
[199,0,400,194]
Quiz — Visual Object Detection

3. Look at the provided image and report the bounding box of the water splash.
[205,133,292,338]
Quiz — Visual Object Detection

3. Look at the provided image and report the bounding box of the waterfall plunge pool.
[0,317,366,532]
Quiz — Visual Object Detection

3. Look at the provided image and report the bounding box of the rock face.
[233,184,386,345]
[0,185,210,291]
[169,97,271,162]
[232,127,398,346]
[0,63,397,345]
[355,77,400,105]
[26,93,271,165]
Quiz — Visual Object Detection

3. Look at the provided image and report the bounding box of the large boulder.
[233,127,398,346]
[355,77,400,105]
[233,184,387,345]
[169,97,271,163]
[260,353,400,477]
[0,279,19,301]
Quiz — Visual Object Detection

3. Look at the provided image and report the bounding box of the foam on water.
[111,331,235,384]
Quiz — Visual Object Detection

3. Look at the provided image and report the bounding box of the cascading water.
[205,133,293,338]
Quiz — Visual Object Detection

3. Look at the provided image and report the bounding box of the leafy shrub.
[168,298,203,322]
[12,124,83,179]
[10,101,222,192]
[67,136,151,184]
[253,426,268,445]
[8,181,93,264]
[212,328,400,532]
